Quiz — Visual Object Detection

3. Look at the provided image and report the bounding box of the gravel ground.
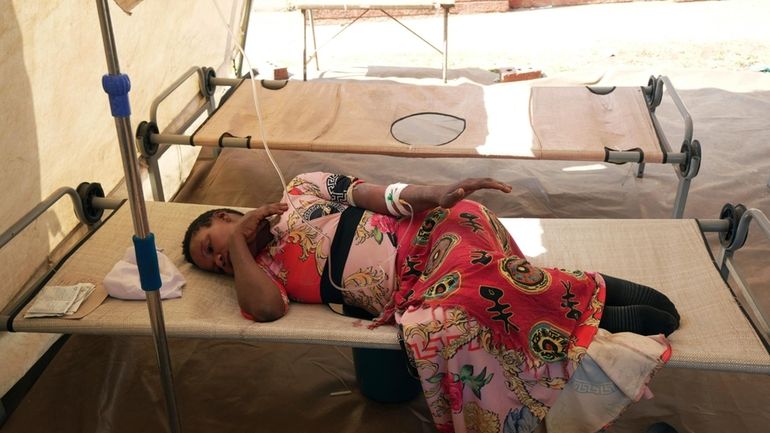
[245,0,770,78]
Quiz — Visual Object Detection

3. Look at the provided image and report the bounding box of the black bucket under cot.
[341,304,422,403]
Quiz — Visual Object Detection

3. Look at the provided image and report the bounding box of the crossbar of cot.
[149,132,690,165]
[145,132,696,219]
[298,2,453,82]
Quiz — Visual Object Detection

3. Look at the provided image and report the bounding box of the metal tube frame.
[95,1,181,432]
[234,0,253,77]
[210,76,243,87]
[142,73,244,202]
[0,187,120,251]
[442,4,449,82]
[303,9,308,81]
[309,9,320,71]
[697,218,730,233]
[713,208,770,348]
[301,5,451,82]
[143,67,219,201]
[0,191,123,330]
[644,75,699,219]
[149,67,209,126]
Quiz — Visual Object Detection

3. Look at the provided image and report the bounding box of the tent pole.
[235,0,253,77]
[95,1,182,432]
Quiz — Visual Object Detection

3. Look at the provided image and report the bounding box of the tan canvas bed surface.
[8,200,770,374]
[191,79,665,162]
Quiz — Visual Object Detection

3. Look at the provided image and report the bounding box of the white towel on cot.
[103,247,185,300]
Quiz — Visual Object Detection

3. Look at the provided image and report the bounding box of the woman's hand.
[230,202,288,250]
[227,202,290,322]
[436,178,512,208]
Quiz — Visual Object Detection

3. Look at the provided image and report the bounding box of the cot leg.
[235,0,253,77]
[443,5,449,83]
[671,140,701,218]
[672,177,690,219]
[301,9,320,80]
[303,9,308,81]
[636,161,646,178]
[146,155,166,202]
[310,10,319,72]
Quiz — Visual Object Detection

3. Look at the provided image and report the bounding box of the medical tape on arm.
[385,183,409,216]
[392,184,412,216]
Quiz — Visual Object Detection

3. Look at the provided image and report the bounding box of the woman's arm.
[351,177,512,216]
[229,203,289,322]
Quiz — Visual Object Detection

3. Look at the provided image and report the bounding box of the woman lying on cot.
[182,172,679,433]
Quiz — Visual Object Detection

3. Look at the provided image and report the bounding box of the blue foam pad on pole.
[133,234,162,292]
[102,74,132,117]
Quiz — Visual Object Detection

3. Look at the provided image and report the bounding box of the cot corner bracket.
[679,139,701,180]
[137,120,160,157]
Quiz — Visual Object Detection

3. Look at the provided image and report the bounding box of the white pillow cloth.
[104,247,185,300]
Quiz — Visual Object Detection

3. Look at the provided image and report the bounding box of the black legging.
[597,274,680,336]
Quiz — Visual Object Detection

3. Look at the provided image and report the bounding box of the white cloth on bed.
[103,247,185,300]
[545,329,670,433]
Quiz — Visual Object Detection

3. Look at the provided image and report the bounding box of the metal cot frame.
[135,68,701,219]
[292,1,455,82]
[2,188,770,432]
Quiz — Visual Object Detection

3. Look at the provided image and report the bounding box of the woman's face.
[189,212,239,275]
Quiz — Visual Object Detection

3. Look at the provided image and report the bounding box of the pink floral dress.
[254,172,670,433]
[255,172,400,316]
